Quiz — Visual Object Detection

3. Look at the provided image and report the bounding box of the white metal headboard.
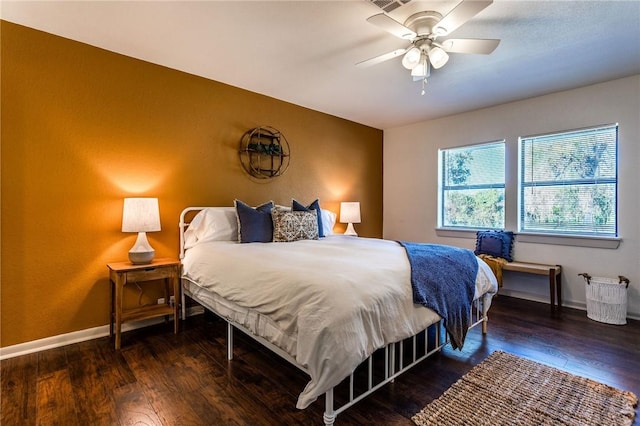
[178,207,211,260]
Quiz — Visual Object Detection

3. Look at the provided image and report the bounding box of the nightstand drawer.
[126,267,175,283]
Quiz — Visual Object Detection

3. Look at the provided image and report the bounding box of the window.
[439,141,505,229]
[519,124,618,236]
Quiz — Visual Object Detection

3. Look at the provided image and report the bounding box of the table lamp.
[122,197,161,264]
[340,202,361,236]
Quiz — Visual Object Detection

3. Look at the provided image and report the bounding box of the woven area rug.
[413,351,638,426]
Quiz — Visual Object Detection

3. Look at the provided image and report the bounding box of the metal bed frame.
[178,207,489,425]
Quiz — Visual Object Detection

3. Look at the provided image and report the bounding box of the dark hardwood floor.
[2,296,639,425]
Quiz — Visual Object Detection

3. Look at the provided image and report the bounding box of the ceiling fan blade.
[433,0,493,36]
[440,38,500,54]
[356,48,408,68]
[367,13,416,39]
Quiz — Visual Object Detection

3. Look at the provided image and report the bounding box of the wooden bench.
[502,261,562,310]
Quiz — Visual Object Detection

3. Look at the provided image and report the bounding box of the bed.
[178,205,498,425]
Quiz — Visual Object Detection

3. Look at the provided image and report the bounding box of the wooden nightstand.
[107,258,181,349]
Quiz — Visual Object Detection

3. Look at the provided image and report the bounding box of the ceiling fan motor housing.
[403,11,444,38]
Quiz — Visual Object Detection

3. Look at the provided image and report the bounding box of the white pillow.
[320,208,337,236]
[184,207,238,248]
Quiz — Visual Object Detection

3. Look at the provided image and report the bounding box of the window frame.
[437,140,506,230]
[517,123,619,238]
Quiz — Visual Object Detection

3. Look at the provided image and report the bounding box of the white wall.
[383,75,640,317]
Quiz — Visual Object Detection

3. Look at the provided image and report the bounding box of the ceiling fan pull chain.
[421,77,427,95]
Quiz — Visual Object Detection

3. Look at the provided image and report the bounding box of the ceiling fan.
[358,0,500,93]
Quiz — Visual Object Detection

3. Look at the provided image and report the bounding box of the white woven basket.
[581,274,629,325]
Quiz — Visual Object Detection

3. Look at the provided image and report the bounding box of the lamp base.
[128,232,156,264]
[128,250,155,265]
[343,222,358,237]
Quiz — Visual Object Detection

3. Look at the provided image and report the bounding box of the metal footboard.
[183,281,489,426]
[322,294,488,425]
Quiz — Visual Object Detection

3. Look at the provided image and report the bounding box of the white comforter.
[181,236,497,409]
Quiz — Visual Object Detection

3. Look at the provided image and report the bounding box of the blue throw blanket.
[398,242,478,350]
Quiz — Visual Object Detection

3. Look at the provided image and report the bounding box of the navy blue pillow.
[234,200,274,243]
[292,199,324,238]
[474,230,514,262]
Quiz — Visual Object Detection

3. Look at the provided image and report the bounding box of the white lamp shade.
[122,198,161,232]
[401,47,421,70]
[428,46,449,69]
[339,202,361,224]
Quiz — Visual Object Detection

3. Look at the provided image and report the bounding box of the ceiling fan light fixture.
[410,54,430,78]
[428,46,449,69]
[401,47,421,70]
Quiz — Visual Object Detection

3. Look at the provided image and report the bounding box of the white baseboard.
[498,289,639,321]
[0,306,204,360]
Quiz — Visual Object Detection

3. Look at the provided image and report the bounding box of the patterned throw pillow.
[474,230,514,262]
[292,198,325,237]
[272,208,319,242]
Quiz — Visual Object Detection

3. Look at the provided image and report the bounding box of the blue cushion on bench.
[474,230,514,262]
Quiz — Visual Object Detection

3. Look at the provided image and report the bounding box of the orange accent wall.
[0,21,383,347]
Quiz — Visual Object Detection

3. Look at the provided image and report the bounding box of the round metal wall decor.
[239,126,290,179]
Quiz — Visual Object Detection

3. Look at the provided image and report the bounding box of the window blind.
[519,124,618,236]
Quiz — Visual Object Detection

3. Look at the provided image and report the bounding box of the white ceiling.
[2,0,639,129]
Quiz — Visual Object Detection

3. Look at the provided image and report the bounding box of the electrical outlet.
[169,295,175,307]
[157,297,165,305]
